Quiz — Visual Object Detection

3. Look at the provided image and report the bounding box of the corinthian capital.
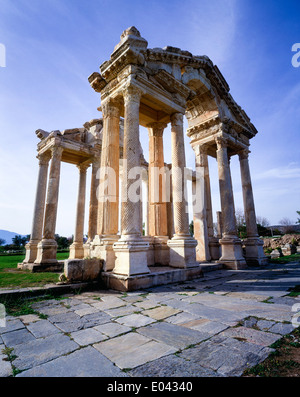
[170,112,184,127]
[147,122,167,137]
[37,151,51,166]
[123,85,143,105]
[101,98,121,119]
[51,145,63,159]
[215,136,227,150]
[238,148,250,161]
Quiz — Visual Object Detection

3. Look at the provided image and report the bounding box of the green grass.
[269,253,300,264]
[0,252,69,289]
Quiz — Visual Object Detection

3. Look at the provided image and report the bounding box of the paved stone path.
[1,262,300,377]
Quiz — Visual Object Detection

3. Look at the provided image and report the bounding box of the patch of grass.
[0,293,63,317]
[269,253,300,264]
[243,327,300,377]
[287,285,300,297]
[0,252,69,289]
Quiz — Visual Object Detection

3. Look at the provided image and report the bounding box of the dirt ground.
[243,327,300,377]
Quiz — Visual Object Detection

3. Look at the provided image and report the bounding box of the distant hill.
[0,230,28,245]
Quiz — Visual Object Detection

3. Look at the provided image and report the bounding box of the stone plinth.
[218,236,247,270]
[168,237,198,268]
[90,235,119,271]
[113,239,150,276]
[101,265,203,292]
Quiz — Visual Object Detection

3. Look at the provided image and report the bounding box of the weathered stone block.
[64,258,103,282]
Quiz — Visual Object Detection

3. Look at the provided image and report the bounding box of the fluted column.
[87,157,100,242]
[69,163,89,259]
[167,113,197,268]
[113,85,149,276]
[34,145,63,269]
[97,98,120,237]
[90,98,121,270]
[215,136,246,269]
[147,122,169,265]
[22,152,51,265]
[192,145,210,261]
[239,149,267,265]
[203,147,220,260]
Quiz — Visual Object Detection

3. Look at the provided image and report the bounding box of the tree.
[256,216,270,228]
[296,211,300,225]
[235,209,247,239]
[278,217,294,234]
[55,234,71,250]
[12,235,29,249]
[0,238,5,246]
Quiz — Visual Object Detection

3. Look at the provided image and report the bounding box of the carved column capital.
[101,98,122,119]
[77,163,90,173]
[50,145,63,159]
[215,136,228,150]
[123,84,143,104]
[170,112,184,127]
[147,122,167,137]
[238,148,250,161]
[37,151,51,166]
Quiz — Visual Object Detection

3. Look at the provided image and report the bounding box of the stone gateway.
[19,27,267,291]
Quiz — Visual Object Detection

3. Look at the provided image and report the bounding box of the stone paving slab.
[137,322,211,349]
[141,305,181,320]
[70,328,107,346]
[17,346,127,377]
[93,322,131,338]
[12,334,79,371]
[1,328,36,347]
[115,313,156,328]
[0,261,299,377]
[94,332,177,369]
[26,320,61,338]
[0,344,12,377]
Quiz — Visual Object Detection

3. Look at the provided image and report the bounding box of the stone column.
[239,149,267,265]
[91,98,121,270]
[113,85,149,276]
[215,136,246,269]
[87,157,100,241]
[192,145,210,262]
[166,163,174,239]
[216,211,223,239]
[167,113,197,268]
[69,163,89,259]
[22,152,51,266]
[147,122,169,265]
[203,149,220,260]
[34,145,63,270]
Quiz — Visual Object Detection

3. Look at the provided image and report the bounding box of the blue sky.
[0,0,299,236]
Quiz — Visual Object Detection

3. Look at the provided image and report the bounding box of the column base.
[143,236,154,266]
[244,237,268,266]
[32,239,60,271]
[83,240,92,258]
[153,236,170,265]
[167,235,198,268]
[22,240,40,264]
[218,236,247,270]
[89,235,119,271]
[113,237,150,276]
[209,237,221,261]
[69,242,84,260]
